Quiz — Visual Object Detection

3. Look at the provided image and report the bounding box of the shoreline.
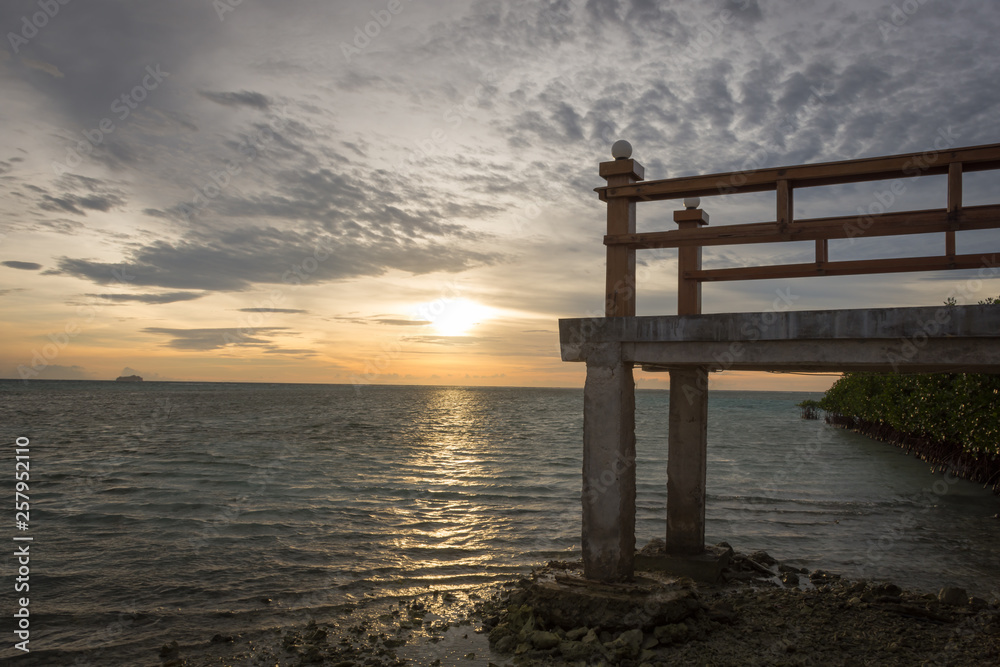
[172,545,1000,667]
[825,414,1000,495]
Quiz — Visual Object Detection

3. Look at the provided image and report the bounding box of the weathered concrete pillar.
[666,366,709,555]
[582,343,636,582]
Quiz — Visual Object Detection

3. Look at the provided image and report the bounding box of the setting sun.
[425,298,492,336]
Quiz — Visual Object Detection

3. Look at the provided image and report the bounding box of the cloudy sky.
[2,0,999,390]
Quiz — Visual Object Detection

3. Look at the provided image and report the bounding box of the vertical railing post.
[947,162,962,262]
[667,198,711,556]
[600,141,644,317]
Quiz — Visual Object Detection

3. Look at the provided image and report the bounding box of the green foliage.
[796,399,822,419]
[819,372,1000,456]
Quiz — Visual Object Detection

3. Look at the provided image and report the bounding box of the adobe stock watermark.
[178,107,291,221]
[51,64,170,176]
[6,0,72,55]
[212,0,244,22]
[854,469,962,579]
[349,280,463,393]
[670,0,759,67]
[844,125,960,241]
[681,287,801,404]
[392,69,500,175]
[340,0,414,62]
[715,83,834,195]
[17,266,136,382]
[885,255,1000,371]
[877,0,936,41]
[221,241,333,348]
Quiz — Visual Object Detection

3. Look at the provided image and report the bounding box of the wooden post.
[777,179,793,231]
[947,162,962,260]
[667,201,710,556]
[600,147,644,317]
[673,205,710,315]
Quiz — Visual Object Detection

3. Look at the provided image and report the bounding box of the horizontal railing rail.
[597,141,1000,310]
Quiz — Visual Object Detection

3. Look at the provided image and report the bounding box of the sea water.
[1,381,998,665]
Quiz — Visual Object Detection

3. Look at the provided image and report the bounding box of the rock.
[581,628,600,645]
[158,641,179,659]
[938,587,968,606]
[529,630,561,650]
[528,575,699,631]
[749,550,777,567]
[301,645,324,663]
[565,626,589,641]
[495,635,517,654]
[641,633,659,650]
[707,602,737,624]
[778,563,799,573]
[874,583,902,597]
[210,634,235,643]
[780,571,800,587]
[970,596,989,609]
[639,538,666,555]
[611,628,643,659]
[654,622,689,645]
[558,639,594,661]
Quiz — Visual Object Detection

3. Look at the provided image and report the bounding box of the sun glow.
[425,298,492,336]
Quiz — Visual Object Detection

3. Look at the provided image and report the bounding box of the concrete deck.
[560,305,1000,372]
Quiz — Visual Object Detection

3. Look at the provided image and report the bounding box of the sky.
[1,0,999,391]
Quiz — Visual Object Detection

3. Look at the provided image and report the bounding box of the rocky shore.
[177,544,999,667]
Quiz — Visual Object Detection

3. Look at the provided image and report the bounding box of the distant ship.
[115,375,143,382]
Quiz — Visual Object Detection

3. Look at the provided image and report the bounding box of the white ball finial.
[683,197,701,210]
[611,139,632,160]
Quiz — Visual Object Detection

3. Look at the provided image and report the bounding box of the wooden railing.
[597,142,1000,317]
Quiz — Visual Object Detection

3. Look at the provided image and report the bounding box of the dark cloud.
[2,261,42,270]
[262,348,317,356]
[143,326,290,351]
[57,222,499,291]
[84,292,204,304]
[198,90,271,109]
[31,175,127,216]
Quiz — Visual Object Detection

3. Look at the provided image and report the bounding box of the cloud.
[2,261,42,271]
[143,326,290,351]
[403,335,483,345]
[198,90,271,109]
[84,292,205,304]
[374,318,432,326]
[238,307,307,313]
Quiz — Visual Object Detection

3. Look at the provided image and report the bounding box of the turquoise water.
[1,381,997,665]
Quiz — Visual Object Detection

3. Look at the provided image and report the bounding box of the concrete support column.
[582,343,636,582]
[666,366,709,555]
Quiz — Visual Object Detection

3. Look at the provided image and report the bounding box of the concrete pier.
[566,141,1000,583]
[561,304,1000,581]
[581,343,635,582]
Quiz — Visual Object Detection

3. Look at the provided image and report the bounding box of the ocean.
[1,380,998,665]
